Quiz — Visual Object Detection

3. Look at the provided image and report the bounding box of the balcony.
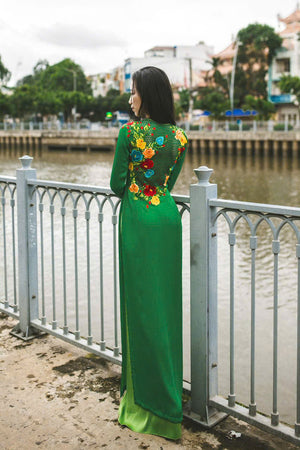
[270,94,292,104]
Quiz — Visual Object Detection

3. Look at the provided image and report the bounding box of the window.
[276,58,290,73]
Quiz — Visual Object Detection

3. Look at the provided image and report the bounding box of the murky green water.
[0,148,299,425]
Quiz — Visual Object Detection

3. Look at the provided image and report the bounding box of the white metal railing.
[0,157,300,445]
[0,120,299,133]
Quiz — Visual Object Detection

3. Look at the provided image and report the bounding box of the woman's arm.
[110,126,130,197]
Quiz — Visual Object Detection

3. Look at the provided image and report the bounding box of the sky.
[0,0,299,86]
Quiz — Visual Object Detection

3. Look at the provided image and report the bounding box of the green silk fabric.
[118,302,182,439]
[110,118,187,432]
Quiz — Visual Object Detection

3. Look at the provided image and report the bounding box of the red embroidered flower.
[140,160,154,170]
[144,185,157,196]
[128,121,134,125]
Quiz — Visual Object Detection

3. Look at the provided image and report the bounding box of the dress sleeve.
[110,126,130,197]
[167,137,188,192]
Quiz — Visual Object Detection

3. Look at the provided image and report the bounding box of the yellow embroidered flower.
[175,129,187,146]
[129,183,139,193]
[143,148,155,159]
[129,162,133,171]
[164,175,170,186]
[136,138,146,150]
[151,196,160,206]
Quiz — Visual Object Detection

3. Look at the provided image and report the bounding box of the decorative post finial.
[19,155,33,169]
[194,166,213,185]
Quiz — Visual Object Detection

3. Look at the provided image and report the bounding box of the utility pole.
[186,57,194,125]
[230,40,242,112]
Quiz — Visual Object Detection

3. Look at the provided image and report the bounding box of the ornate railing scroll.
[209,198,300,443]
[0,177,18,316]
[27,179,122,361]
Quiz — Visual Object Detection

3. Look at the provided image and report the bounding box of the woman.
[110,66,187,440]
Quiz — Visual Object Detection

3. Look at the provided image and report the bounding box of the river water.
[0,148,299,426]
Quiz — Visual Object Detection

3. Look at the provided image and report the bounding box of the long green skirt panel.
[118,190,183,423]
[118,301,181,440]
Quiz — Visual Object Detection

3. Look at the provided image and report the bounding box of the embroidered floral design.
[136,138,146,150]
[175,129,187,146]
[131,150,143,162]
[155,136,164,146]
[144,185,156,196]
[129,183,139,193]
[145,169,154,178]
[151,195,160,205]
[126,121,187,208]
[143,148,155,159]
[140,160,154,170]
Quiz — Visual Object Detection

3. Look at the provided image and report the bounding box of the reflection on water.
[0,148,299,425]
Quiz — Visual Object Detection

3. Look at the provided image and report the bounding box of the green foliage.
[237,23,283,65]
[273,123,293,130]
[178,89,190,112]
[0,92,11,119]
[10,84,37,119]
[111,93,131,112]
[206,23,283,109]
[235,23,282,101]
[242,94,275,119]
[10,58,96,120]
[228,123,252,130]
[0,55,11,87]
[279,75,300,110]
[197,88,230,119]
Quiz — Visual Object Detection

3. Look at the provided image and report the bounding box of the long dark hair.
[132,66,176,125]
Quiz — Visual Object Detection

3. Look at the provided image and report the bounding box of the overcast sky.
[0,0,299,86]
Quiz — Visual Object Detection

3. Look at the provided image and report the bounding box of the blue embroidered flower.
[155,136,164,146]
[145,169,154,178]
[131,150,143,162]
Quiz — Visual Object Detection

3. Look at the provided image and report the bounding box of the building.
[87,66,124,97]
[210,6,300,122]
[124,43,213,93]
[268,7,300,122]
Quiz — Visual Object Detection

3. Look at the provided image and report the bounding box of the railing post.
[185,166,226,426]
[11,155,39,340]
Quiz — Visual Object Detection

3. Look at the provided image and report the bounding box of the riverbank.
[0,313,298,450]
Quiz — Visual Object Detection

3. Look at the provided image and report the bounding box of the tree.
[10,84,37,119]
[0,92,11,119]
[279,75,300,115]
[242,94,275,120]
[0,55,11,88]
[197,88,230,119]
[34,90,62,117]
[178,89,190,113]
[15,58,93,120]
[206,57,229,95]
[112,93,131,112]
[38,58,92,95]
[235,24,282,101]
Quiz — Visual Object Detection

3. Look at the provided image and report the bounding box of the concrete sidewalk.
[0,313,297,450]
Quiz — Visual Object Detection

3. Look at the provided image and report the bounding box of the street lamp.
[230,40,242,112]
